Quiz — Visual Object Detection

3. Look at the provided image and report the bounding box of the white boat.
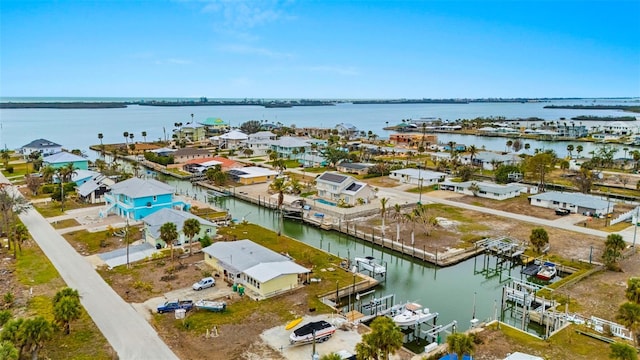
[194,300,227,312]
[354,256,386,276]
[392,303,437,327]
[536,262,557,281]
[289,320,336,345]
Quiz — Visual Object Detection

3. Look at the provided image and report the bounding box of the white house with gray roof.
[459,151,522,170]
[528,191,613,215]
[270,136,311,159]
[202,239,309,299]
[19,138,62,158]
[315,172,375,206]
[142,208,216,249]
[440,180,528,200]
[389,168,447,185]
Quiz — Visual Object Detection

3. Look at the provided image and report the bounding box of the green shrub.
[5,166,13,174]
[0,310,11,326]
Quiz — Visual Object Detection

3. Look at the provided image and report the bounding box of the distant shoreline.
[544,104,640,113]
[0,102,129,109]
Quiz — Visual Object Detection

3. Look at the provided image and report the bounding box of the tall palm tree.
[141,131,147,142]
[616,302,640,346]
[446,332,475,360]
[40,165,55,183]
[129,132,135,147]
[576,145,584,158]
[182,218,201,256]
[392,203,402,242]
[10,223,29,258]
[506,140,513,152]
[467,145,478,165]
[269,177,288,236]
[97,133,103,146]
[404,211,417,246]
[21,316,53,360]
[379,198,389,239]
[123,131,129,147]
[159,222,178,262]
[567,144,574,159]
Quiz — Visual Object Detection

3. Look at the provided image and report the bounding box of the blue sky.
[1,0,639,98]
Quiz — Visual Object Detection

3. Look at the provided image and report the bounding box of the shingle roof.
[109,177,174,198]
[43,151,87,164]
[21,138,61,149]
[143,208,215,238]
[528,191,610,210]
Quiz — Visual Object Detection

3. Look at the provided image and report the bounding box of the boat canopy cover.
[293,321,332,337]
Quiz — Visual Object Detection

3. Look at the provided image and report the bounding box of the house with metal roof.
[227,166,278,185]
[77,174,115,204]
[270,136,312,159]
[42,151,89,170]
[199,117,230,136]
[202,239,310,299]
[19,138,62,158]
[528,191,612,215]
[102,177,188,220]
[335,123,358,137]
[211,130,249,149]
[142,208,216,249]
[315,172,375,206]
[440,180,527,200]
[389,168,447,186]
[459,151,522,170]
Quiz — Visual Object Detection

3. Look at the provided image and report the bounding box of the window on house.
[153,196,157,201]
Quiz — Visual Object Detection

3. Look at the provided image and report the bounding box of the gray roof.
[475,151,521,163]
[442,180,526,195]
[77,174,113,197]
[391,168,447,180]
[272,136,310,148]
[21,138,61,149]
[529,191,610,210]
[202,239,292,273]
[337,162,372,170]
[43,151,87,164]
[243,261,309,283]
[317,172,349,184]
[173,148,211,156]
[143,208,215,238]
[109,177,174,198]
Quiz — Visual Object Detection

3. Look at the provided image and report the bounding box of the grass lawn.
[2,161,34,178]
[63,226,142,254]
[33,198,97,217]
[51,218,81,229]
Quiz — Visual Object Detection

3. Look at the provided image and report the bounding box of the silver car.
[192,277,215,291]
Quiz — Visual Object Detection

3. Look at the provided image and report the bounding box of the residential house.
[199,117,230,136]
[174,126,207,143]
[172,148,211,163]
[227,167,278,185]
[442,143,467,152]
[244,132,276,157]
[601,121,635,135]
[77,174,115,204]
[212,130,248,150]
[335,123,358,138]
[336,162,373,175]
[19,138,62,158]
[439,180,528,200]
[183,156,243,174]
[58,169,101,185]
[459,151,522,171]
[389,168,447,186]
[528,191,612,215]
[142,208,216,249]
[202,239,310,299]
[103,177,188,220]
[270,136,311,159]
[315,172,375,206]
[298,154,328,168]
[556,124,589,138]
[477,127,520,136]
[389,133,438,148]
[42,151,89,170]
[150,147,176,157]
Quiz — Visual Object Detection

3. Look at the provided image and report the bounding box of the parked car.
[192,277,215,291]
[555,208,571,216]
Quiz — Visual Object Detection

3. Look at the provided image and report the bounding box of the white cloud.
[199,0,292,28]
[218,44,293,59]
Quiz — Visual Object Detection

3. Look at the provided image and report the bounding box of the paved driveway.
[3,175,179,360]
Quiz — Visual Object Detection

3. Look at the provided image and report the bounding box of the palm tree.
[40,165,55,183]
[567,144,574,158]
[506,140,513,152]
[53,294,81,335]
[354,316,403,360]
[446,332,475,360]
[182,218,201,256]
[129,132,135,148]
[625,278,640,304]
[97,133,103,146]
[269,177,288,236]
[524,143,531,153]
[141,131,147,143]
[123,131,129,147]
[576,144,584,158]
[319,353,343,360]
[404,211,417,246]
[616,302,640,346]
[10,223,29,258]
[0,187,31,252]
[467,145,478,166]
[0,150,10,168]
[159,222,178,262]
[0,341,18,360]
[602,233,626,268]
[21,316,52,360]
[379,198,389,239]
[609,342,638,360]
[392,204,402,242]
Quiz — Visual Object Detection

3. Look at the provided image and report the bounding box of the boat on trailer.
[194,300,227,312]
[289,320,336,345]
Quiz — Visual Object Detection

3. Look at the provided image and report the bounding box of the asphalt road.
[5,179,179,359]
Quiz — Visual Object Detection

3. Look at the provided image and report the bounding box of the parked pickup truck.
[157,300,194,314]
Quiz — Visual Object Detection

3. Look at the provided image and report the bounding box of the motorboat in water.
[392,302,437,326]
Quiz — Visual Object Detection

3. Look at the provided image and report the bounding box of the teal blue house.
[42,151,89,170]
[102,178,188,220]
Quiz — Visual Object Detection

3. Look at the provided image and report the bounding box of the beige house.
[172,148,211,163]
[202,239,309,300]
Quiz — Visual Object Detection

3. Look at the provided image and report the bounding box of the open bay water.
[1,98,638,159]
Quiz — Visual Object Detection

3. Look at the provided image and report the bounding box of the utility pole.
[633,205,639,248]
[125,218,130,268]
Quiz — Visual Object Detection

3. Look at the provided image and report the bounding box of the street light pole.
[633,205,639,248]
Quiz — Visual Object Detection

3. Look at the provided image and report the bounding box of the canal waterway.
[159,173,548,335]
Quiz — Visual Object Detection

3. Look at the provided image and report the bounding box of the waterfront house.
[601,121,635,135]
[172,147,211,163]
[335,123,358,137]
[77,174,115,204]
[244,132,277,156]
[202,239,310,300]
[439,180,528,200]
[211,129,248,150]
[442,143,467,152]
[270,136,312,159]
[42,151,89,170]
[103,177,188,220]
[199,117,230,136]
[315,172,375,206]
[389,133,438,148]
[633,135,640,146]
[19,138,62,158]
[389,168,447,186]
[460,151,522,171]
[556,124,589,138]
[336,162,373,175]
[299,154,328,168]
[54,169,101,186]
[183,156,242,174]
[142,208,216,249]
[150,147,176,157]
[174,126,207,143]
[528,191,612,215]
[592,133,621,142]
[227,166,278,185]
